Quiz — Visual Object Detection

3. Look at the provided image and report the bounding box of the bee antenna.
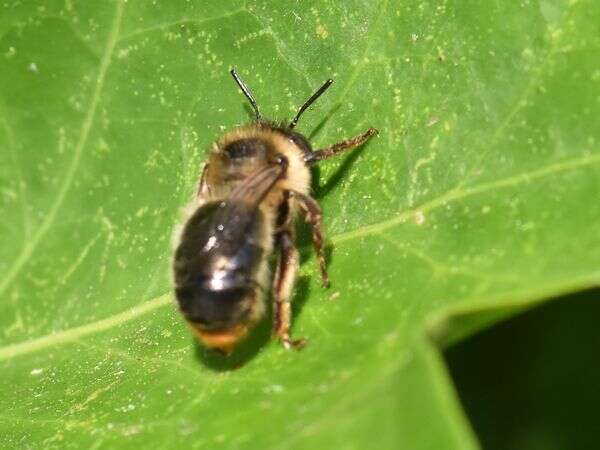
[290,78,333,129]
[230,68,261,121]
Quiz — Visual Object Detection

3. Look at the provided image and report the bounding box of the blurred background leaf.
[0,0,599,448]
[446,289,600,450]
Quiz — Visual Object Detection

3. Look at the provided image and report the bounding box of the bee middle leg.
[273,229,306,349]
[290,191,330,288]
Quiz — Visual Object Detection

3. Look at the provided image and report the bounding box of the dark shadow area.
[294,211,334,266]
[242,102,256,121]
[195,276,312,371]
[289,276,312,324]
[314,144,367,198]
[444,289,600,450]
[308,103,341,141]
[307,103,378,197]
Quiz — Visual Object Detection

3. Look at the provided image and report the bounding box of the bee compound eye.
[287,130,312,154]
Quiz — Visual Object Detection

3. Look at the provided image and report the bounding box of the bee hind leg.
[291,192,330,288]
[273,229,306,350]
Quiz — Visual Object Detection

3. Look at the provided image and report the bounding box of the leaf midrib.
[1,151,598,361]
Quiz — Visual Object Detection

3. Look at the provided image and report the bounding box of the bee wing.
[175,163,283,267]
[229,163,284,206]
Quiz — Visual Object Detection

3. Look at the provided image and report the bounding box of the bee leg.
[273,229,306,349]
[196,163,210,197]
[304,127,378,164]
[291,192,330,288]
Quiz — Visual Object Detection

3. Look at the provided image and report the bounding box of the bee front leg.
[273,229,306,349]
[290,192,330,288]
[304,127,378,164]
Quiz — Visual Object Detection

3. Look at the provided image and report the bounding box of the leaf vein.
[117,7,247,42]
[333,152,600,244]
[0,0,125,298]
[1,152,598,360]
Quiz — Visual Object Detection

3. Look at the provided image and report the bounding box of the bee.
[172,69,377,354]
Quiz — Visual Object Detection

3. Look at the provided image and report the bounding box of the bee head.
[276,126,312,156]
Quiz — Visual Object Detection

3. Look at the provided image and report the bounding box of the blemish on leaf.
[414,210,426,225]
[316,23,329,39]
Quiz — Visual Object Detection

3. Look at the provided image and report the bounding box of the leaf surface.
[1,1,599,448]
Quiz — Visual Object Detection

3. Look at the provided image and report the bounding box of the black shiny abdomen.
[175,284,252,329]
[173,200,265,330]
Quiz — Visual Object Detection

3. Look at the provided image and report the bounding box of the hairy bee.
[172,69,377,354]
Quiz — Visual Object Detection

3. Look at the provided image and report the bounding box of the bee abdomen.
[174,279,256,330]
[173,200,268,331]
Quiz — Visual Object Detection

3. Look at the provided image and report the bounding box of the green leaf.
[1,0,598,448]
